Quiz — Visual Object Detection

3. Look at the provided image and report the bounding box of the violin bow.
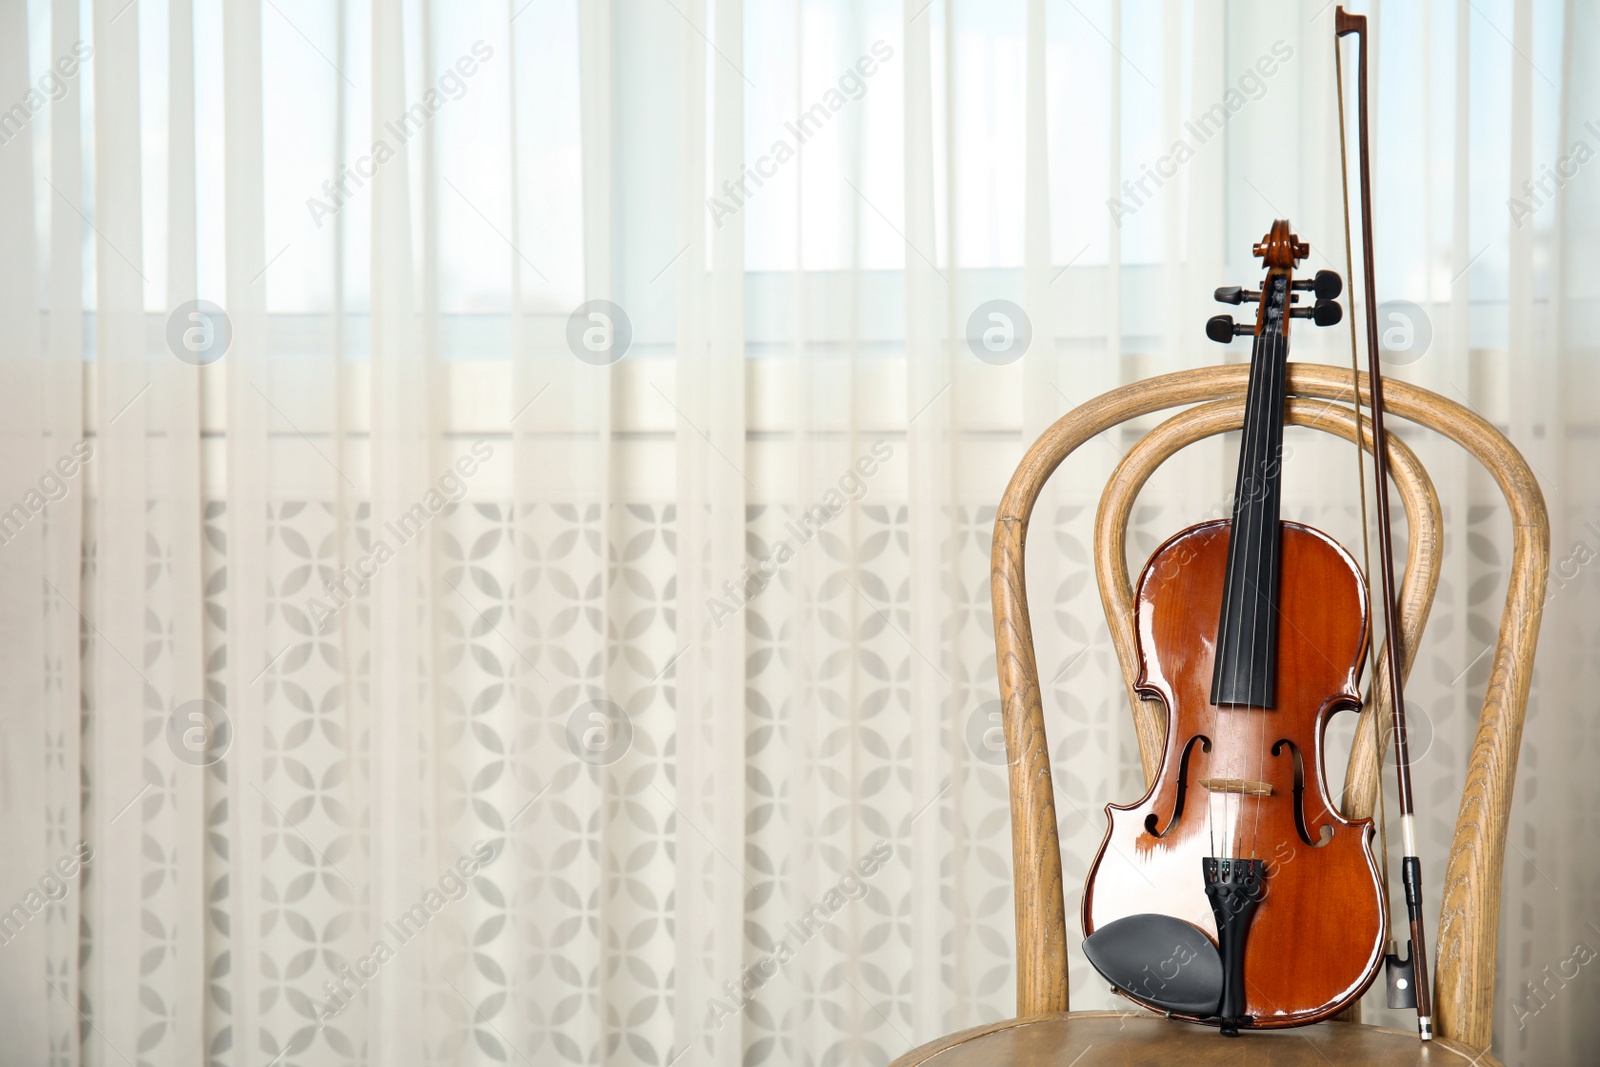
[1335,6,1432,1042]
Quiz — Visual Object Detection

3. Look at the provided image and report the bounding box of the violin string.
[1229,325,1250,860]
[1219,326,1248,860]
[1266,289,1288,860]
[1227,273,1271,860]
[1207,660,1215,857]
[1270,314,1289,860]
[1241,277,1278,861]
[1229,291,1265,860]
[1239,295,1272,861]
[1207,625,1216,860]
[1249,316,1286,863]
[1259,282,1287,860]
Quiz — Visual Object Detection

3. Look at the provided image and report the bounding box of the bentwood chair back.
[890,363,1548,1066]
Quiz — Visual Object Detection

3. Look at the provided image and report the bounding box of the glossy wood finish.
[1082,520,1385,1026]
[987,363,1547,1056]
[1095,396,1442,800]
[888,1012,1505,1067]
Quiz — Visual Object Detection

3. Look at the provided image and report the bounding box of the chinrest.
[1081,913,1223,1017]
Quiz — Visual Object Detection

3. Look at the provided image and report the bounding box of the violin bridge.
[1198,776,1273,797]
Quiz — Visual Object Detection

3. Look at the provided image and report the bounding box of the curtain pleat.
[0,2,49,1060]
[670,1,748,1062]
[88,1,149,1061]
[903,0,948,1040]
[222,0,269,1061]
[43,0,87,1060]
[164,2,209,1061]
[367,1,430,1059]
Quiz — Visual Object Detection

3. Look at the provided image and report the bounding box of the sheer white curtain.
[0,1,1595,1066]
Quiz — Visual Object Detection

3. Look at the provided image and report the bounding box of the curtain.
[0,2,1594,1066]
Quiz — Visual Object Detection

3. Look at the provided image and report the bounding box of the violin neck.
[1210,269,1292,708]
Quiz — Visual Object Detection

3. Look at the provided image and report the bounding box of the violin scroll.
[1252,219,1308,267]
[1206,222,1343,344]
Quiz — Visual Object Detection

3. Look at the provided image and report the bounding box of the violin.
[1074,8,1436,1041]
[1078,222,1386,1033]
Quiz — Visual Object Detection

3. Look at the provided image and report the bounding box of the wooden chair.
[890,363,1549,1066]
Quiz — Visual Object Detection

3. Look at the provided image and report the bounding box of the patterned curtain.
[0,2,1594,1066]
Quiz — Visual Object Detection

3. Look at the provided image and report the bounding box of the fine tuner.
[1207,267,1344,343]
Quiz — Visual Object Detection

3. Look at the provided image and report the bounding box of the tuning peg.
[1290,300,1343,327]
[1291,270,1342,301]
[1213,286,1261,305]
[1206,314,1254,343]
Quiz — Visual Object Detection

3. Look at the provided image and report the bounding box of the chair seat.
[888,1011,1501,1066]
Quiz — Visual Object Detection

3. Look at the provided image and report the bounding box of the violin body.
[1081,517,1386,1027]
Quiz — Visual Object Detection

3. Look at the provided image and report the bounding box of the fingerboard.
[1209,271,1290,708]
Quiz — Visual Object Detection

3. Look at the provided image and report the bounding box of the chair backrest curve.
[991,362,1548,1052]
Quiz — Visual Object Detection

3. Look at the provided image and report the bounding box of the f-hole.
[1145,735,1210,838]
[1271,738,1334,848]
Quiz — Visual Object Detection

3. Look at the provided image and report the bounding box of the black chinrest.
[1082,913,1224,1017]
